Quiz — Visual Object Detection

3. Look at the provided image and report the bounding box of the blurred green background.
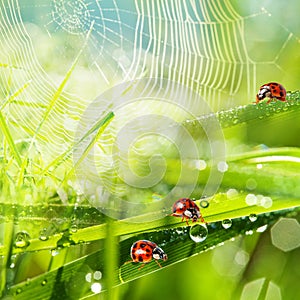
[1,0,300,299]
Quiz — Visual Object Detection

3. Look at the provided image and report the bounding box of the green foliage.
[1,97,300,299]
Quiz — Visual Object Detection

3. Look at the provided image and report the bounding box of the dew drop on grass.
[39,228,49,241]
[222,219,232,229]
[176,227,184,235]
[51,249,60,256]
[70,224,78,233]
[14,231,30,248]
[16,288,22,295]
[200,199,209,208]
[94,270,102,280]
[85,272,92,283]
[91,282,102,294]
[41,279,47,286]
[25,278,31,286]
[257,224,268,232]
[189,224,208,243]
[249,214,258,222]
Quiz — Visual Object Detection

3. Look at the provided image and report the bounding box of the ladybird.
[128,240,167,269]
[171,198,205,225]
[256,82,286,104]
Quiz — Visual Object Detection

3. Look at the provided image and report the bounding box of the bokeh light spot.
[271,218,300,252]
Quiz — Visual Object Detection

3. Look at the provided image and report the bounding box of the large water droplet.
[222,219,232,229]
[14,231,30,248]
[189,224,208,243]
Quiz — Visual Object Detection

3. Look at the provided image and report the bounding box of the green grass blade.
[0,80,32,111]
[40,111,114,176]
[0,189,299,256]
[0,221,14,297]
[0,111,22,166]
[4,208,299,299]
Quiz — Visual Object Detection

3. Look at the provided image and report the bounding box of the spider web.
[0,0,300,198]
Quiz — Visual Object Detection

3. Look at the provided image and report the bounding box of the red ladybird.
[171,198,205,225]
[256,82,286,104]
[129,240,167,270]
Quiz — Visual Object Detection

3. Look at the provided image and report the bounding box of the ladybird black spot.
[132,243,137,249]
[146,253,151,258]
[132,254,136,260]
[140,243,146,248]
[138,255,144,262]
[280,91,284,97]
[146,248,151,253]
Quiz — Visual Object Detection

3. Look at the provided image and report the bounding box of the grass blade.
[0,111,22,166]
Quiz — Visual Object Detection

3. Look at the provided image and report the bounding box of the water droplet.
[16,288,22,295]
[222,219,232,229]
[41,279,47,286]
[249,214,258,222]
[152,193,162,201]
[200,199,209,208]
[39,228,49,241]
[25,278,31,286]
[9,262,15,269]
[176,227,184,235]
[85,272,92,283]
[189,224,208,243]
[257,224,268,232]
[70,224,78,233]
[91,282,102,294]
[14,231,30,248]
[51,249,60,256]
[93,270,102,280]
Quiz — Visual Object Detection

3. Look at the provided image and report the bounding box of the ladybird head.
[152,246,168,261]
[257,85,271,101]
[192,213,200,222]
[184,207,200,222]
